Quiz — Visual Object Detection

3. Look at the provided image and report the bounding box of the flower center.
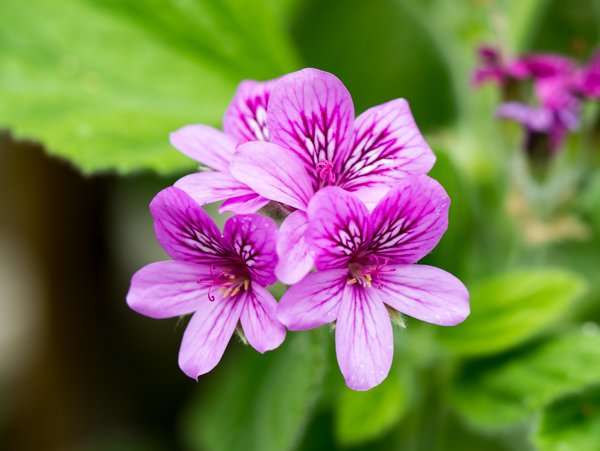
[316,159,337,184]
[346,255,394,288]
[205,266,250,301]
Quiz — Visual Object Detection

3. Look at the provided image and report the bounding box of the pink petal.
[170,125,236,172]
[370,175,449,265]
[127,261,210,319]
[336,285,393,391]
[219,193,270,214]
[339,99,435,194]
[307,187,372,271]
[278,269,348,330]
[223,79,277,143]
[150,187,228,264]
[239,283,286,353]
[222,214,278,286]
[267,68,354,182]
[174,171,255,208]
[275,211,314,285]
[178,296,244,379]
[376,265,469,326]
[230,141,315,210]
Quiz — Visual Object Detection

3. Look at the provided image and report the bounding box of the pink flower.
[574,50,600,100]
[230,68,435,284]
[126,187,285,379]
[277,175,469,391]
[171,79,277,214]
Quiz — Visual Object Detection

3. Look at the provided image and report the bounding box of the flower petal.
[170,125,236,172]
[497,102,553,132]
[267,68,354,182]
[223,79,276,142]
[222,214,278,286]
[239,283,286,353]
[307,187,372,270]
[376,265,469,326]
[230,141,315,210]
[150,187,227,264]
[339,99,435,194]
[127,261,210,319]
[278,269,348,330]
[275,211,314,285]
[178,296,244,379]
[336,285,393,391]
[175,171,255,208]
[219,193,270,214]
[370,175,449,264]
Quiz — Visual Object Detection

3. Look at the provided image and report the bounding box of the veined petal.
[219,193,270,214]
[307,187,372,270]
[127,261,211,319]
[267,68,354,182]
[239,283,286,353]
[170,125,236,172]
[150,187,228,264]
[376,265,469,326]
[230,141,314,210]
[336,285,393,391]
[222,214,278,286]
[278,269,348,330]
[370,175,449,265]
[339,99,435,193]
[175,171,255,208]
[178,295,244,379]
[223,79,276,143]
[275,211,314,285]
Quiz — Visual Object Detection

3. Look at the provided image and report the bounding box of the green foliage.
[334,370,410,447]
[450,327,600,430]
[534,386,600,451]
[182,330,327,451]
[438,269,586,356]
[0,0,299,174]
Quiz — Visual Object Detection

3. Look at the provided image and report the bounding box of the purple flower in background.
[230,68,435,284]
[574,50,600,99]
[277,175,469,391]
[171,79,277,214]
[126,187,285,379]
[473,44,576,87]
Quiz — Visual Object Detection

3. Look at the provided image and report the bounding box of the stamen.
[347,278,358,285]
[316,160,337,184]
[243,279,250,291]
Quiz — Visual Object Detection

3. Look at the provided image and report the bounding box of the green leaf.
[182,330,327,451]
[533,386,600,451]
[334,370,411,447]
[0,0,299,174]
[438,269,586,356]
[450,327,600,430]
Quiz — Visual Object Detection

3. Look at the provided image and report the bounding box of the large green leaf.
[533,386,600,451]
[182,330,327,451]
[0,0,299,174]
[438,269,586,356]
[334,369,411,447]
[450,327,600,430]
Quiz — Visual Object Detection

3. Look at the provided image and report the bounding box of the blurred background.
[1,0,600,450]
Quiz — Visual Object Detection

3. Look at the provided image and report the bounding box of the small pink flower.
[126,187,285,379]
[277,175,469,391]
[230,68,435,284]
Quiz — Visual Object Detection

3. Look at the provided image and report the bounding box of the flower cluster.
[474,45,600,154]
[127,68,469,390]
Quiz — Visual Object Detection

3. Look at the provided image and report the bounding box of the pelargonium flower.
[277,175,469,391]
[126,187,285,379]
[230,68,435,284]
[171,79,277,214]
